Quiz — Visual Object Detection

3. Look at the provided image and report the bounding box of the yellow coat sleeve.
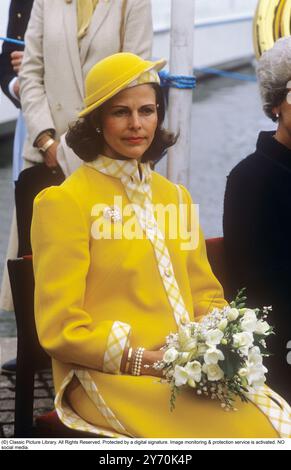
[178,185,228,320]
[31,185,131,373]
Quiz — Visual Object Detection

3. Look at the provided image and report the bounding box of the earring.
[96,127,102,134]
[276,113,280,119]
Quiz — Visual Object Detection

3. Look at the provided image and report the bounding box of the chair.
[8,256,50,437]
[7,237,232,437]
[7,256,94,438]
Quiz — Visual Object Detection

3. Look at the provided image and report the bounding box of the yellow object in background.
[281,0,291,36]
[253,0,291,58]
[274,0,286,40]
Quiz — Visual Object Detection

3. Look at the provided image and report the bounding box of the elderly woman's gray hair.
[256,37,291,122]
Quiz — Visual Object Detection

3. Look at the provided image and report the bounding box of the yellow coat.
[31,158,278,438]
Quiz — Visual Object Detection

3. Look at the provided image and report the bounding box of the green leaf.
[219,347,241,379]
[232,288,248,308]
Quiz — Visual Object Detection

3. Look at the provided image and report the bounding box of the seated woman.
[223,37,291,403]
[31,52,290,438]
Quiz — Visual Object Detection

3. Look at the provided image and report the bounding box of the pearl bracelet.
[132,347,145,376]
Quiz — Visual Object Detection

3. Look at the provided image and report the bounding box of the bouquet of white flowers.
[153,290,274,411]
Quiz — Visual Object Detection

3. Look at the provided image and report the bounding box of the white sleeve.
[19,0,55,145]
[122,0,153,59]
[8,77,20,101]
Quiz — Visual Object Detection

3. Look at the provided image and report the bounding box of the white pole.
[167,0,195,185]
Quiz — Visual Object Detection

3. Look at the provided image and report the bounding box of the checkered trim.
[247,385,291,438]
[55,369,132,437]
[86,155,152,188]
[103,321,131,374]
[86,156,191,327]
[134,201,190,326]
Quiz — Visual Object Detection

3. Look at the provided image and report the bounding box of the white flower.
[218,319,228,331]
[233,332,254,355]
[173,365,188,387]
[178,325,198,352]
[202,363,224,381]
[185,361,202,383]
[246,363,268,389]
[204,347,225,365]
[248,346,263,365]
[181,334,198,353]
[238,308,249,316]
[197,343,208,355]
[163,347,179,363]
[205,329,224,346]
[180,352,191,363]
[184,339,198,352]
[251,376,267,389]
[244,347,268,389]
[240,310,258,333]
[178,324,191,344]
[238,368,248,377]
[254,320,270,336]
[227,308,240,322]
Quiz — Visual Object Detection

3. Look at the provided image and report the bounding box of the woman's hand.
[141,349,165,377]
[121,348,165,378]
[10,51,24,74]
[36,133,59,168]
[43,141,59,168]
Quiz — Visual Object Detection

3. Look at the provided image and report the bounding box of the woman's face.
[100,84,158,160]
[273,83,291,149]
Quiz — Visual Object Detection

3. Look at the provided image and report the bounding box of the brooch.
[103,206,122,223]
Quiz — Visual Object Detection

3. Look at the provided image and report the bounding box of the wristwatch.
[38,138,55,154]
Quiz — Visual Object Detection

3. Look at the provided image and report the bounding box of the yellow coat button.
[164,268,172,278]
[181,314,188,325]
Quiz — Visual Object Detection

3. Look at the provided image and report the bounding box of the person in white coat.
[15,0,153,252]
[0,0,152,322]
[19,0,153,173]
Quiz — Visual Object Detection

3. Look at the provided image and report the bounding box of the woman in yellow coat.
[31,53,290,438]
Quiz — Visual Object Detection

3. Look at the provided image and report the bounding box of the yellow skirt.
[65,372,278,438]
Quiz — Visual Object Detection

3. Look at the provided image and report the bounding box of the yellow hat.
[79,52,167,118]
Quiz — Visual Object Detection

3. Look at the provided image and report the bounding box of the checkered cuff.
[102,321,131,374]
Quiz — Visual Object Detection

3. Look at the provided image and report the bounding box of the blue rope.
[0,37,256,84]
[158,67,256,88]
[194,67,257,82]
[0,36,25,46]
[159,70,196,89]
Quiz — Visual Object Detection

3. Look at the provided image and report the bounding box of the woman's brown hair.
[65,84,178,164]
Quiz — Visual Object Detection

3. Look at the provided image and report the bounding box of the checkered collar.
[85,154,152,186]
